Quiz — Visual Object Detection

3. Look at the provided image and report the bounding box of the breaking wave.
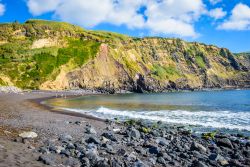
[62,107,250,131]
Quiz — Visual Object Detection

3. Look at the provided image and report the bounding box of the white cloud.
[218,3,250,30]
[144,0,206,37]
[27,0,61,16]
[208,8,227,19]
[26,0,208,37]
[55,0,113,27]
[209,0,222,5]
[0,1,5,16]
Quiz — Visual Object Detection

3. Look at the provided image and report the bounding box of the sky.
[0,0,250,53]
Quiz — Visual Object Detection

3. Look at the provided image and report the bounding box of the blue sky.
[0,0,250,53]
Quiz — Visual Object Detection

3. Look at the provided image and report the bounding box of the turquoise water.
[46,90,250,135]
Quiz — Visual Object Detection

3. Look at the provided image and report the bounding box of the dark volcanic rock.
[191,160,208,167]
[148,146,160,154]
[86,136,101,144]
[129,127,141,139]
[216,138,233,149]
[102,132,117,141]
[38,155,55,165]
[157,157,166,165]
[190,141,207,153]
[64,157,81,167]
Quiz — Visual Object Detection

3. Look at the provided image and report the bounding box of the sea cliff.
[0,20,249,92]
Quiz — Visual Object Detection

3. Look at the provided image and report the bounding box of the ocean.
[45,90,250,136]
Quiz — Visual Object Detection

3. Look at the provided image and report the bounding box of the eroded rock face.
[45,40,250,92]
[31,38,61,49]
[1,20,249,92]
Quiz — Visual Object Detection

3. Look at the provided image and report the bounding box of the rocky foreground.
[14,120,250,167]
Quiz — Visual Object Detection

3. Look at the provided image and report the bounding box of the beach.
[0,91,108,166]
[0,91,249,167]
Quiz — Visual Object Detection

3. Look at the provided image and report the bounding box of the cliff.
[0,20,249,92]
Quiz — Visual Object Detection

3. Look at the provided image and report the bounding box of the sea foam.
[62,107,250,131]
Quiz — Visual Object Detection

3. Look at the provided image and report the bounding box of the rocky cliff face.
[0,20,249,92]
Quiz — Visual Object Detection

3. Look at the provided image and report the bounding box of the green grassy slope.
[0,20,249,91]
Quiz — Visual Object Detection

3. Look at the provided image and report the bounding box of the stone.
[38,155,55,165]
[82,157,90,167]
[149,158,156,165]
[59,134,73,142]
[135,146,147,155]
[103,143,115,154]
[156,137,170,146]
[218,159,229,166]
[101,136,110,143]
[134,160,148,167]
[190,142,207,153]
[66,142,75,149]
[111,159,123,167]
[126,152,137,161]
[157,157,166,165]
[39,146,49,154]
[148,146,160,154]
[216,138,233,149]
[64,157,81,167]
[117,148,126,156]
[86,127,97,134]
[243,150,250,158]
[60,149,71,157]
[54,146,64,154]
[87,143,97,150]
[86,136,101,144]
[208,153,219,161]
[113,128,121,133]
[162,153,172,161]
[96,159,110,167]
[19,131,37,139]
[130,128,141,139]
[0,144,4,150]
[85,149,99,162]
[191,160,208,167]
[102,132,117,141]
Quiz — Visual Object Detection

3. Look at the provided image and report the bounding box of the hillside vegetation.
[0,20,249,92]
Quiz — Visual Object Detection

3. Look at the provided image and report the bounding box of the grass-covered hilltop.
[0,19,249,92]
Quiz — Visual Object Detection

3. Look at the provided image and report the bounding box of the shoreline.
[0,91,249,167]
[30,95,106,122]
